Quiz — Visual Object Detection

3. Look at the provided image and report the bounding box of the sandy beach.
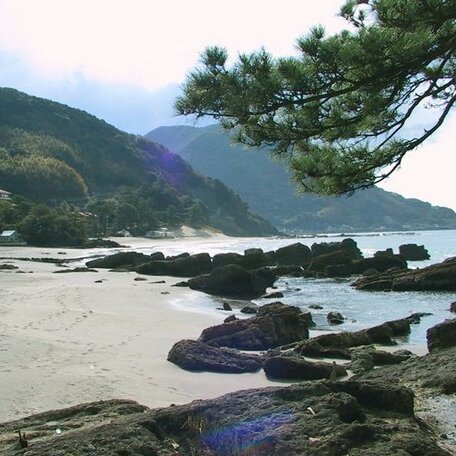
[0,238,278,423]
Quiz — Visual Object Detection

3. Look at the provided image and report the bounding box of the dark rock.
[327,311,345,325]
[94,279,103,283]
[399,243,430,261]
[427,318,456,352]
[325,263,354,277]
[295,315,416,358]
[224,315,237,323]
[352,255,408,274]
[275,242,312,265]
[165,252,190,261]
[311,238,362,259]
[450,302,456,313]
[0,382,449,456]
[241,252,269,270]
[187,265,276,299]
[264,250,277,265]
[262,291,284,299]
[240,306,258,314]
[350,347,413,373]
[54,267,98,273]
[199,302,310,350]
[307,250,355,273]
[374,248,394,257]
[0,264,18,270]
[309,304,323,309]
[134,277,147,281]
[167,339,263,373]
[212,252,244,268]
[83,238,124,248]
[222,302,232,311]
[264,355,347,380]
[352,257,456,291]
[86,251,156,269]
[273,265,304,276]
[173,281,189,287]
[136,253,212,277]
[244,248,263,256]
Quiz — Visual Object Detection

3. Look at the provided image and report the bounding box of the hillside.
[0,88,277,237]
[147,125,456,233]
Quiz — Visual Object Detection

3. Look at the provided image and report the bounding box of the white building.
[0,188,11,200]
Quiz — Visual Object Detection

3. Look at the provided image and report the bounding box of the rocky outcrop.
[187,265,276,299]
[275,242,312,265]
[136,253,212,277]
[311,238,362,259]
[352,257,456,291]
[264,355,347,380]
[295,314,424,359]
[86,251,159,269]
[212,252,243,268]
[167,339,263,373]
[199,302,310,350]
[427,318,456,352]
[399,243,430,261]
[1,380,449,456]
[350,347,413,373]
[327,311,345,325]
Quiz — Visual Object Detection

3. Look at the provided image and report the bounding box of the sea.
[101,229,456,348]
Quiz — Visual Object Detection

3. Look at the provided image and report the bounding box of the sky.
[0,0,455,210]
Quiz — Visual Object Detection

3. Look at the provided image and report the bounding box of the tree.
[176,0,456,195]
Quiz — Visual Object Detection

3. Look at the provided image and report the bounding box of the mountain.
[147,125,456,233]
[0,88,277,236]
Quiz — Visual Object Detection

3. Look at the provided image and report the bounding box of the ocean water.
[163,230,456,347]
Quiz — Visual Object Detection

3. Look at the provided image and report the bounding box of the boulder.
[165,252,190,261]
[427,318,456,352]
[136,253,212,277]
[222,302,232,311]
[327,311,345,325]
[374,248,394,258]
[262,291,284,299]
[212,252,244,268]
[307,250,355,273]
[352,255,407,274]
[350,347,413,373]
[311,238,362,259]
[199,302,310,350]
[224,315,237,323]
[264,355,347,380]
[241,252,269,270]
[275,242,312,265]
[187,265,276,299]
[399,243,430,261]
[273,265,304,276]
[244,248,263,256]
[353,257,456,291]
[450,301,456,313]
[0,264,18,270]
[240,306,258,314]
[86,251,158,269]
[167,339,263,373]
[309,304,323,309]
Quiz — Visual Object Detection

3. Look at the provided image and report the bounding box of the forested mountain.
[0,88,277,236]
[147,125,456,233]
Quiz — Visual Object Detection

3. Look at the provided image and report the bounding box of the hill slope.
[0,88,277,236]
[147,125,456,233]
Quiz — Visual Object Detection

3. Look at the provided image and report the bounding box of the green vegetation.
[176,0,456,195]
[0,88,276,244]
[147,125,456,233]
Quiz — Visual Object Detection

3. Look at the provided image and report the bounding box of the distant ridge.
[0,88,277,236]
[147,125,456,233]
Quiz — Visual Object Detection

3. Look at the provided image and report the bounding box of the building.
[0,188,11,200]
[0,230,26,245]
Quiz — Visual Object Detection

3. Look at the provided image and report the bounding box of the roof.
[0,188,11,195]
[0,230,16,237]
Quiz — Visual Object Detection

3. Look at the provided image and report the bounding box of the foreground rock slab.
[0,380,450,456]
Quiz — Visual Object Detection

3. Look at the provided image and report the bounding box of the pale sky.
[0,0,454,210]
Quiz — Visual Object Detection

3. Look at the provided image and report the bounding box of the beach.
[0,234,280,423]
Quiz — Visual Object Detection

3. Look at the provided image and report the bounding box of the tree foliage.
[176,0,456,195]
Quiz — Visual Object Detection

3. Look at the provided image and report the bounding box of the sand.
[0,253,277,423]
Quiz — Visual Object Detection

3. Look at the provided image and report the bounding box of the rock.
[240,306,258,314]
[264,250,277,265]
[165,252,190,261]
[94,279,103,283]
[4,381,448,456]
[273,265,304,276]
[136,253,212,277]
[212,252,244,268]
[327,311,345,325]
[199,302,310,350]
[309,304,323,309]
[325,263,354,277]
[353,257,456,291]
[241,252,268,270]
[86,251,158,269]
[295,315,417,358]
[450,302,456,313]
[0,264,18,270]
[173,281,189,287]
[83,238,124,248]
[54,267,98,273]
[244,248,263,256]
[222,302,232,311]
[350,347,413,373]
[262,291,284,299]
[224,315,237,323]
[352,255,408,274]
[186,265,276,299]
[427,318,456,352]
[374,248,394,257]
[311,238,362,259]
[264,355,347,380]
[307,250,355,273]
[399,243,430,261]
[275,242,312,265]
[167,339,263,373]
[134,277,147,281]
